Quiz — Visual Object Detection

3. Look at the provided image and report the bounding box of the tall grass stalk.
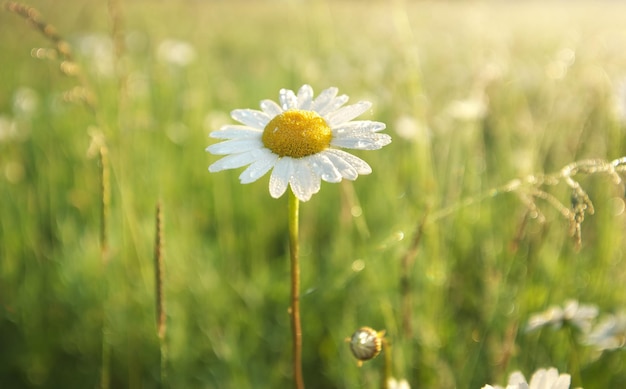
[99,144,111,389]
[154,201,168,387]
[100,145,110,262]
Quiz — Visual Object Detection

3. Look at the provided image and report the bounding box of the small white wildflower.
[394,115,430,144]
[526,300,598,333]
[526,306,565,333]
[585,311,626,351]
[388,377,410,389]
[157,39,196,68]
[12,87,39,117]
[562,300,599,332]
[0,115,20,143]
[482,367,573,389]
[446,94,488,121]
[76,33,116,78]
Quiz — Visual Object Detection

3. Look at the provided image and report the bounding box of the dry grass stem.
[99,145,110,263]
[154,201,166,340]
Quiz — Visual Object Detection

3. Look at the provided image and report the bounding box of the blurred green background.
[2,0,626,388]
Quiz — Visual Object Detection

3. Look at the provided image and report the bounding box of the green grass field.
[2,1,626,388]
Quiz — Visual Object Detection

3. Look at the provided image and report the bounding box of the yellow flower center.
[262,110,332,158]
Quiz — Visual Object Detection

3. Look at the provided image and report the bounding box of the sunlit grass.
[2,1,626,388]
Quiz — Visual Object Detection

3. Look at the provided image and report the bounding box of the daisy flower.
[482,367,573,389]
[206,84,391,202]
[525,300,599,333]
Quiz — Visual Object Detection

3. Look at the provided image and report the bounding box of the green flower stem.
[288,189,305,389]
[566,326,582,387]
[381,338,391,389]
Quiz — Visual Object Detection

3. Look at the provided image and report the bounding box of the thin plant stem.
[381,338,391,389]
[400,214,427,339]
[100,146,110,263]
[566,326,582,387]
[99,145,111,389]
[154,201,168,387]
[100,327,111,389]
[288,189,305,389]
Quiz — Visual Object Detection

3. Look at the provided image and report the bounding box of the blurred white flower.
[613,78,626,124]
[126,71,151,100]
[526,300,598,333]
[166,122,190,145]
[446,93,488,121]
[394,115,430,143]
[388,377,410,389]
[12,87,39,117]
[482,367,573,389]
[0,115,18,142]
[157,39,196,68]
[76,33,116,78]
[585,311,626,351]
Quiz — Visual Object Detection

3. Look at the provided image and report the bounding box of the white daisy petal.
[269,157,294,198]
[289,160,321,202]
[307,153,342,183]
[279,88,298,110]
[208,150,259,172]
[333,120,387,134]
[260,99,283,117]
[529,369,548,388]
[326,149,372,175]
[485,367,573,389]
[206,138,263,155]
[531,368,566,389]
[311,87,338,113]
[231,109,271,129]
[326,101,372,126]
[239,150,279,184]
[317,94,349,116]
[210,125,262,139]
[297,85,314,110]
[323,151,358,180]
[331,132,392,150]
[553,375,571,389]
[507,372,527,385]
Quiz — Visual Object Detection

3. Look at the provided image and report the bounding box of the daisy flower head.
[206,85,391,202]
